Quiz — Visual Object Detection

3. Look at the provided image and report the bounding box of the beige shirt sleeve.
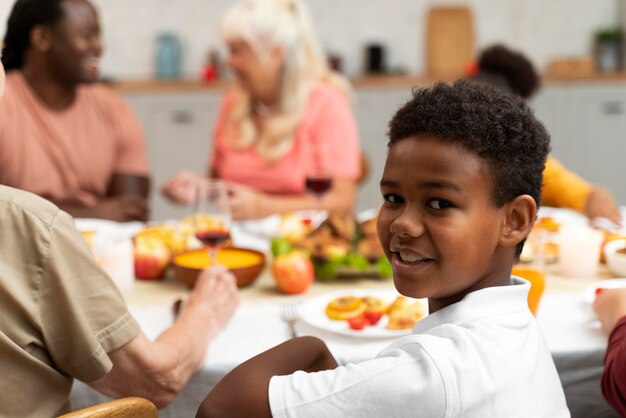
[38,209,140,382]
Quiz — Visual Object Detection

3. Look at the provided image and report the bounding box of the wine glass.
[194,179,231,266]
[305,143,332,204]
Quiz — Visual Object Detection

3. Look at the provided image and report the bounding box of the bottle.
[155,33,182,79]
[201,49,220,82]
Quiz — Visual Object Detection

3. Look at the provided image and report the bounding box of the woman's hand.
[227,182,270,220]
[161,171,206,205]
[593,288,626,334]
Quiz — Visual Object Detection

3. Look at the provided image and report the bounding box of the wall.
[0,0,620,80]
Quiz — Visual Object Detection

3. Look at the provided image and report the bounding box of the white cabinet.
[532,84,626,205]
[123,91,222,221]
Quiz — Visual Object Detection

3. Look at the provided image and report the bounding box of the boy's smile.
[377,135,515,313]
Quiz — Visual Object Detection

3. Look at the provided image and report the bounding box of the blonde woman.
[162,0,361,220]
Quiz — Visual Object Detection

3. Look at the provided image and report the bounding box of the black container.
[365,44,386,74]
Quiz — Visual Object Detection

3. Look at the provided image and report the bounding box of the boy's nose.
[389,209,424,238]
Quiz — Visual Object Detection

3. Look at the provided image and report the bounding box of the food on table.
[276,212,391,280]
[80,230,96,248]
[272,251,315,294]
[359,217,377,238]
[618,248,626,257]
[600,230,626,263]
[535,217,560,233]
[279,213,314,243]
[387,296,425,330]
[325,294,425,331]
[132,216,230,279]
[173,248,266,288]
[133,235,172,280]
[174,248,263,269]
[360,295,388,313]
[325,296,367,320]
[357,236,385,262]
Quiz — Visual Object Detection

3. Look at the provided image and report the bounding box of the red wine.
[305,177,332,194]
[196,230,230,247]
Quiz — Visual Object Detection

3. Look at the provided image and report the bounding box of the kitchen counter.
[110,72,626,93]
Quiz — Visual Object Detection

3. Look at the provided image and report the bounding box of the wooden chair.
[357,152,371,187]
[58,397,158,418]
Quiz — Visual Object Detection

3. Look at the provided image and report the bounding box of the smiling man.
[0,0,150,221]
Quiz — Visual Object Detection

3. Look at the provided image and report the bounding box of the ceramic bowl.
[172,247,266,288]
[604,239,626,277]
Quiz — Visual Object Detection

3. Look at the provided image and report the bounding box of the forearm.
[602,317,626,416]
[198,336,337,417]
[90,305,217,408]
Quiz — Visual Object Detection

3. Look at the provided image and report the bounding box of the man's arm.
[60,173,151,222]
[89,266,239,408]
[196,336,338,418]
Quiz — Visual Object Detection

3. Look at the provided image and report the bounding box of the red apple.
[133,236,171,280]
[272,251,314,294]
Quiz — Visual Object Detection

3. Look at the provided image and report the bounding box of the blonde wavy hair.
[220,0,351,162]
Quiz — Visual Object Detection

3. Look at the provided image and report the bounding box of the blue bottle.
[155,33,182,79]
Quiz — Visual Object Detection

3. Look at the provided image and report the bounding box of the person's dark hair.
[388,80,550,255]
[1,0,65,71]
[476,44,540,99]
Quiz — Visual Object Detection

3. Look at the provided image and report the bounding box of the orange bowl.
[172,247,266,288]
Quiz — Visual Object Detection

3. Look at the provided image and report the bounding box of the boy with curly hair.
[196,80,570,418]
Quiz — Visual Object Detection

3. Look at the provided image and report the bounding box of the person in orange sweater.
[469,44,621,225]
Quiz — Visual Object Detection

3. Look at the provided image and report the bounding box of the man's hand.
[185,265,240,346]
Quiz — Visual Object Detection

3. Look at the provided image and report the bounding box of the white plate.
[583,278,626,304]
[299,289,428,338]
[357,208,379,223]
[235,211,327,239]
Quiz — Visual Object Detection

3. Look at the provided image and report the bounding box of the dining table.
[68,209,625,418]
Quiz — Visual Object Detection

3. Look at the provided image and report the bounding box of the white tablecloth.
[70,275,619,418]
[69,209,626,417]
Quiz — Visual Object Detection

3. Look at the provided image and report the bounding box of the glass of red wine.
[305,144,332,204]
[194,179,231,266]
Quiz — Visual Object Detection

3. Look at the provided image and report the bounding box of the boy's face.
[377,135,513,313]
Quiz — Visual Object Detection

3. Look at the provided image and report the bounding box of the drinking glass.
[305,144,332,203]
[194,179,231,266]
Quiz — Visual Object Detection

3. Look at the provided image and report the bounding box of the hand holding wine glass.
[194,179,231,266]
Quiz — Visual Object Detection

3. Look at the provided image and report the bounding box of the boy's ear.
[500,195,537,248]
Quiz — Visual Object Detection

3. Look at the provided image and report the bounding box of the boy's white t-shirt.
[269,277,570,418]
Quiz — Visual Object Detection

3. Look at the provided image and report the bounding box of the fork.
[279,302,299,339]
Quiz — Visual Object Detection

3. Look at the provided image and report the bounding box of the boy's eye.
[383,194,403,204]
[427,199,453,210]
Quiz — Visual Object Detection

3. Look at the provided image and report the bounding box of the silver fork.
[279,302,299,339]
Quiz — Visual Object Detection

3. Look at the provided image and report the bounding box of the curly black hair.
[387,80,550,255]
[475,44,540,99]
[1,0,65,71]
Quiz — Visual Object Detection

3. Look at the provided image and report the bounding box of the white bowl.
[604,239,626,277]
